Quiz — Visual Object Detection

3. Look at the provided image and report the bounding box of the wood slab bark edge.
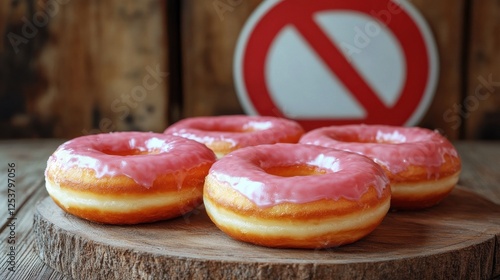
[33,187,500,280]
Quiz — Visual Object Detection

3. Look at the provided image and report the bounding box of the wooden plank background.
[410,0,466,140]
[465,0,500,139]
[1,0,499,140]
[180,0,260,119]
[0,0,168,138]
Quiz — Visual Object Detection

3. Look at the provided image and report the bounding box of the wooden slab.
[33,186,500,280]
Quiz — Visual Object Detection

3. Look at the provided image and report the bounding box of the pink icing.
[46,132,216,188]
[209,143,389,207]
[299,125,461,178]
[164,115,304,148]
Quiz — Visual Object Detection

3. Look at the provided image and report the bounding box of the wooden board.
[33,186,500,280]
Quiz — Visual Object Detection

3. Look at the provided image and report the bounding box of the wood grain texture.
[33,186,500,280]
[465,0,500,139]
[32,0,94,138]
[86,0,169,135]
[455,141,500,205]
[0,0,46,138]
[0,0,10,52]
[0,140,69,280]
[410,0,466,140]
[0,0,168,139]
[181,0,261,118]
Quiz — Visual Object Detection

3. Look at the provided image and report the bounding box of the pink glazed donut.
[300,124,462,209]
[203,143,391,249]
[164,115,304,158]
[45,132,216,224]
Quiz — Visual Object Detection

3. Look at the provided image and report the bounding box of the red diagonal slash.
[293,15,393,121]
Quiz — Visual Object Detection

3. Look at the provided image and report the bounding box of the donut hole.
[99,148,160,156]
[194,125,249,133]
[192,121,272,133]
[328,130,407,144]
[328,134,374,143]
[264,165,327,177]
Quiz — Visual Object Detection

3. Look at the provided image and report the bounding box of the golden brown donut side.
[298,125,463,210]
[45,162,212,224]
[203,174,391,249]
[383,154,461,209]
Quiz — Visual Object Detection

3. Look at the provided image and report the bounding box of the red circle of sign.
[241,0,431,131]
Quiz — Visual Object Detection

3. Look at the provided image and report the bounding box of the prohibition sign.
[234,0,438,131]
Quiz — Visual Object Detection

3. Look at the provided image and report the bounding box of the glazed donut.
[300,124,462,209]
[45,132,216,225]
[164,115,304,158]
[203,143,391,249]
